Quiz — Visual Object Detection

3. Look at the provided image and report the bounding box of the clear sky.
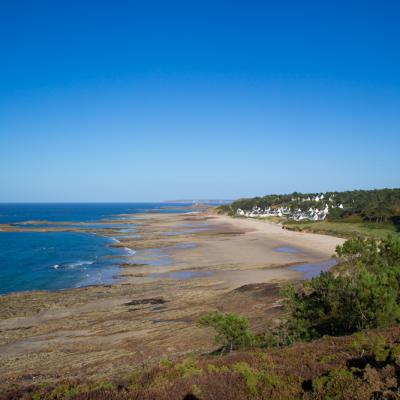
[1,1,399,202]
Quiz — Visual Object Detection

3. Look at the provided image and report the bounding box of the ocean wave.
[124,247,136,256]
[52,260,95,270]
[67,260,95,268]
[109,237,121,244]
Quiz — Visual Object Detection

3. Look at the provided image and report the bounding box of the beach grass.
[283,220,399,240]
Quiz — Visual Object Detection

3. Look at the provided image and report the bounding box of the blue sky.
[1,1,399,202]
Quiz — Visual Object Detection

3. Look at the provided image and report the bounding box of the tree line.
[219,188,400,224]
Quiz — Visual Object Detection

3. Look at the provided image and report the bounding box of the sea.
[0,203,194,295]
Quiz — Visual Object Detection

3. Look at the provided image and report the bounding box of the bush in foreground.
[198,311,257,353]
[199,236,400,349]
[265,235,400,345]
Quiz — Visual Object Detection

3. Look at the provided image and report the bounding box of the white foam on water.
[124,247,136,256]
[65,260,95,269]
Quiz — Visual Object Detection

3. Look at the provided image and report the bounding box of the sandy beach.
[0,209,344,391]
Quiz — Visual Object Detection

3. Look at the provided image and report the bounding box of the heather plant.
[351,333,390,363]
[232,362,262,396]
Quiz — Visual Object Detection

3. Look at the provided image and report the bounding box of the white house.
[234,193,344,222]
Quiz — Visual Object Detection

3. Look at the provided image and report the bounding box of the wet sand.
[0,209,344,391]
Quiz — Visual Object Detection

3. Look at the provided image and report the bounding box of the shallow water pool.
[290,259,337,279]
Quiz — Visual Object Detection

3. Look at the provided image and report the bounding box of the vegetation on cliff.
[4,328,400,399]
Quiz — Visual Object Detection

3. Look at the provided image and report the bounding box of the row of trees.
[329,189,400,223]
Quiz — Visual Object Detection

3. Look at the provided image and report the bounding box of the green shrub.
[312,368,356,398]
[351,332,400,365]
[198,237,400,353]
[92,381,116,391]
[175,358,203,378]
[199,311,257,352]
[319,354,337,364]
[49,384,83,399]
[207,364,230,373]
[233,361,262,396]
[278,236,400,342]
[262,322,297,347]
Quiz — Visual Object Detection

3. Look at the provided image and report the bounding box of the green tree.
[279,236,400,341]
[199,311,257,352]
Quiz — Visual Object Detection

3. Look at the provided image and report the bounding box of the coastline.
[0,208,344,390]
[111,210,344,287]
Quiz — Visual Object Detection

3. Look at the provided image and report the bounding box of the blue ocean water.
[0,232,125,294]
[0,203,193,224]
[0,203,193,295]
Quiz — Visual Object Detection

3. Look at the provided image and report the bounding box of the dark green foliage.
[203,236,400,349]
[282,270,400,340]
[335,235,400,266]
[198,311,257,352]
[277,236,400,342]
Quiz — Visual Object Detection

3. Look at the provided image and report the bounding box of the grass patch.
[283,220,398,239]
